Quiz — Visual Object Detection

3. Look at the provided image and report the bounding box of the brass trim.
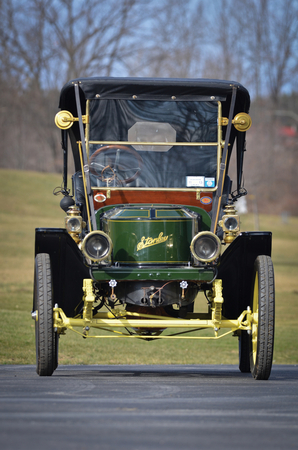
[218,112,252,131]
[91,186,217,192]
[109,260,189,264]
[110,210,150,218]
[108,219,196,224]
[78,142,92,231]
[190,231,221,262]
[232,112,252,132]
[86,100,90,160]
[88,140,217,147]
[55,110,89,129]
[154,209,195,217]
[219,117,229,126]
[217,101,222,184]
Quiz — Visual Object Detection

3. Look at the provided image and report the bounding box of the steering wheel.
[89,144,143,185]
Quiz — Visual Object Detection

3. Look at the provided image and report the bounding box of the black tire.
[239,330,250,373]
[34,253,58,376]
[249,255,275,380]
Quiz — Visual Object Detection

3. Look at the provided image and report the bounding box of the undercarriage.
[53,278,254,340]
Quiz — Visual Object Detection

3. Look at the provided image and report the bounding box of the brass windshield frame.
[82,100,223,193]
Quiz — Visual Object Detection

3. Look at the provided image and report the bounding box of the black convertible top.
[59,77,250,116]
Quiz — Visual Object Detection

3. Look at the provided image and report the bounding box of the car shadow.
[54,364,252,379]
[52,364,298,381]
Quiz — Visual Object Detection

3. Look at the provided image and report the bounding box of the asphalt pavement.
[0,364,297,450]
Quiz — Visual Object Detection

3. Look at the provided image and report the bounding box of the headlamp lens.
[224,216,239,231]
[191,232,221,262]
[82,231,112,262]
[66,217,81,233]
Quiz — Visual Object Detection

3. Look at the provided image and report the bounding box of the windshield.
[87,99,219,189]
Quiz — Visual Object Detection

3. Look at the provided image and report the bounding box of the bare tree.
[227,0,298,102]
[0,0,54,90]
[125,0,207,78]
[263,0,298,104]
[0,0,155,171]
[43,0,154,86]
[0,0,155,89]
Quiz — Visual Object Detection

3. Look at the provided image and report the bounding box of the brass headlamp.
[190,232,221,263]
[81,231,113,262]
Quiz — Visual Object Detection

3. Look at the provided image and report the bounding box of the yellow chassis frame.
[53,279,257,341]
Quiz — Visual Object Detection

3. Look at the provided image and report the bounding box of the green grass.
[0,168,297,366]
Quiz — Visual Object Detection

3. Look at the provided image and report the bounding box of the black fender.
[217,232,272,319]
[34,228,89,317]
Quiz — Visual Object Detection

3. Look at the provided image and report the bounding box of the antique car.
[33,77,274,379]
